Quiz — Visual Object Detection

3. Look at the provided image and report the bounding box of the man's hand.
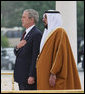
[49,74,56,87]
[17,40,27,49]
[28,77,35,85]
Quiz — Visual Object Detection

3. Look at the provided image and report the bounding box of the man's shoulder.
[32,26,42,35]
[54,27,67,35]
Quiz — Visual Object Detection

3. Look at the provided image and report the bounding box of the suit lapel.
[16,26,36,57]
[24,29,33,41]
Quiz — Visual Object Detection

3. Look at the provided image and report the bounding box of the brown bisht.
[36,28,81,90]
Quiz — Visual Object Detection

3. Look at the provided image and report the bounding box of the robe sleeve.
[50,29,67,78]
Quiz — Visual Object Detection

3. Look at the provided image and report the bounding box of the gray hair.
[24,9,39,24]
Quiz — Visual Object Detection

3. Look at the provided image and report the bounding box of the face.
[42,14,48,28]
[21,11,32,28]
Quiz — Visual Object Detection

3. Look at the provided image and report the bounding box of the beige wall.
[56,1,77,64]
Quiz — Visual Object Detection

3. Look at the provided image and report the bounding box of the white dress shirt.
[24,24,35,38]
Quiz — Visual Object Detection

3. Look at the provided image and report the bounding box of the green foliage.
[1,1,84,38]
[1,1,55,32]
[1,34,9,48]
[1,1,55,48]
[77,1,84,39]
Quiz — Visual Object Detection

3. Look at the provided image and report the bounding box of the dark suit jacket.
[14,26,42,84]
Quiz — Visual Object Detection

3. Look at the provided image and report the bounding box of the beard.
[44,24,48,29]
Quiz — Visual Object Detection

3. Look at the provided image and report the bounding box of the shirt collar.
[25,24,35,37]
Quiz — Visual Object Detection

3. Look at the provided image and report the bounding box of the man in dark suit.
[14,9,42,90]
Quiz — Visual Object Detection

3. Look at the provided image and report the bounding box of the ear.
[31,18,35,23]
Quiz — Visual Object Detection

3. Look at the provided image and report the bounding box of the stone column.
[56,1,77,64]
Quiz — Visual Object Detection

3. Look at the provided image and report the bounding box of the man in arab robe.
[36,10,81,90]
